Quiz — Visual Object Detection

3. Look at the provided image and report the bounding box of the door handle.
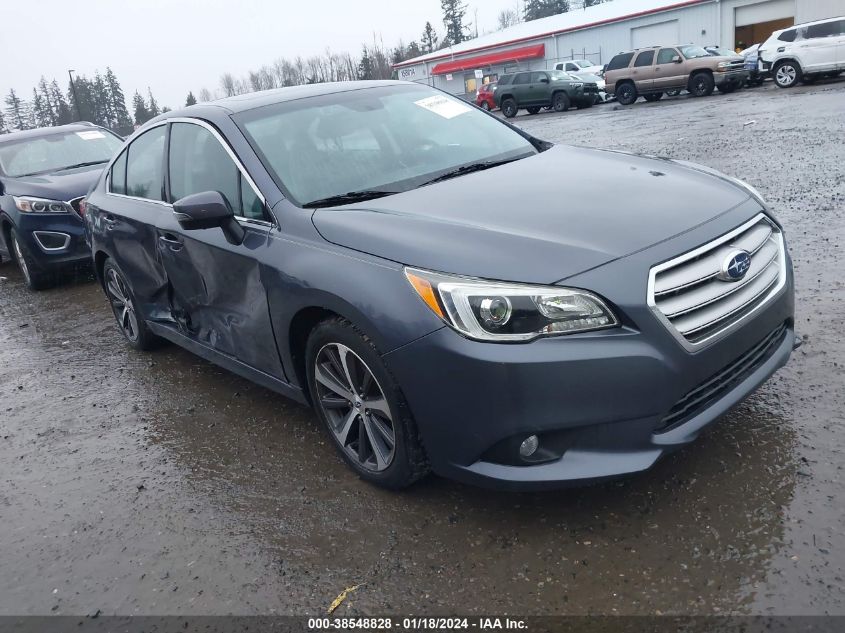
[159,233,182,245]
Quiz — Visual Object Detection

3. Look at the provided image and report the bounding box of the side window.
[169,122,264,220]
[513,73,531,85]
[778,29,797,42]
[656,48,678,64]
[607,52,634,71]
[110,150,127,195]
[531,72,548,83]
[807,21,841,39]
[125,127,166,201]
[634,50,655,67]
[565,63,577,71]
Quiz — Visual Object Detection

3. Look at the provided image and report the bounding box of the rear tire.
[102,259,161,351]
[552,92,570,112]
[616,82,637,105]
[306,317,430,490]
[773,60,802,88]
[689,72,715,97]
[501,98,518,118]
[643,93,663,102]
[526,106,541,115]
[480,101,490,111]
[10,228,53,291]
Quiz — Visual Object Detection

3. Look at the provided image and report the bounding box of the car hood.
[1,164,105,200]
[312,145,754,285]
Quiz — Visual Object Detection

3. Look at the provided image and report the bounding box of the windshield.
[573,60,592,69]
[236,84,537,207]
[679,45,712,60]
[0,129,123,177]
[549,70,571,81]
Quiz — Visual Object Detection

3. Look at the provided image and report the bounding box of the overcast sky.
[1,0,521,109]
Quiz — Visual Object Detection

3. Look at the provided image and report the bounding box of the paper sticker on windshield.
[414,95,471,119]
[76,130,106,140]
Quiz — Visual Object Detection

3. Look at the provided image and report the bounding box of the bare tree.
[497,8,521,29]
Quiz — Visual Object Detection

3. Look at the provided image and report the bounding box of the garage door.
[631,20,680,49]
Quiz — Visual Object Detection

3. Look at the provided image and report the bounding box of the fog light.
[519,435,539,458]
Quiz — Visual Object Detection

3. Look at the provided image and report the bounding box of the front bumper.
[385,217,794,490]
[714,70,749,86]
[12,212,89,268]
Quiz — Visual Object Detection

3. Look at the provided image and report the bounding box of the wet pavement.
[1,80,844,616]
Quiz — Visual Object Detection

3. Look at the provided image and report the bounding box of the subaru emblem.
[719,250,752,282]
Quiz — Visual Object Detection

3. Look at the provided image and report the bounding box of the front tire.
[10,228,53,291]
[689,72,715,97]
[616,82,637,105]
[102,259,161,350]
[479,101,490,111]
[306,318,430,489]
[501,98,518,118]
[552,91,570,112]
[774,60,802,88]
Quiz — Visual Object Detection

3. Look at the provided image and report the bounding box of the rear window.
[777,29,797,42]
[607,53,634,71]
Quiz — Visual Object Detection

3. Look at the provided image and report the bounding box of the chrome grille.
[648,214,786,348]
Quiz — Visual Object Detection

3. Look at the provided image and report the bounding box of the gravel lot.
[1,79,844,616]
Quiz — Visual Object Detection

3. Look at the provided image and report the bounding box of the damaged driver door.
[155,120,284,380]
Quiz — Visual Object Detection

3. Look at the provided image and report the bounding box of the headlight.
[571,82,583,89]
[405,268,618,342]
[13,196,72,214]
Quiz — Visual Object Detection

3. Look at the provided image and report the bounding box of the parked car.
[475,82,497,110]
[605,45,749,105]
[86,80,795,491]
[554,59,604,75]
[495,70,599,117]
[567,71,611,102]
[739,44,768,86]
[759,16,845,88]
[0,123,123,289]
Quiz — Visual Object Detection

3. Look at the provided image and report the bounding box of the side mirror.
[672,55,682,63]
[173,190,245,246]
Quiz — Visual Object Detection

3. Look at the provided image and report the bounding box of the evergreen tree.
[4,89,29,131]
[50,80,73,125]
[421,22,439,53]
[146,88,160,117]
[524,0,570,21]
[0,110,6,134]
[132,91,149,125]
[104,67,132,131]
[358,47,374,80]
[185,91,197,106]
[93,72,112,127]
[38,77,58,126]
[441,0,470,45]
[31,88,51,128]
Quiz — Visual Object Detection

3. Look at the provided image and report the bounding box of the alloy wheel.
[776,64,797,87]
[11,234,31,286]
[105,267,139,343]
[314,342,396,472]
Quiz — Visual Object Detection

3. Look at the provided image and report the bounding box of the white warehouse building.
[394,0,845,98]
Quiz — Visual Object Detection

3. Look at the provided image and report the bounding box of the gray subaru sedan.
[84,81,795,490]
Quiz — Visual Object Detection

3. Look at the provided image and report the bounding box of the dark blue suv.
[0,123,123,289]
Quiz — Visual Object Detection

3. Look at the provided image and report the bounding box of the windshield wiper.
[419,158,521,187]
[302,190,400,209]
[55,160,109,172]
